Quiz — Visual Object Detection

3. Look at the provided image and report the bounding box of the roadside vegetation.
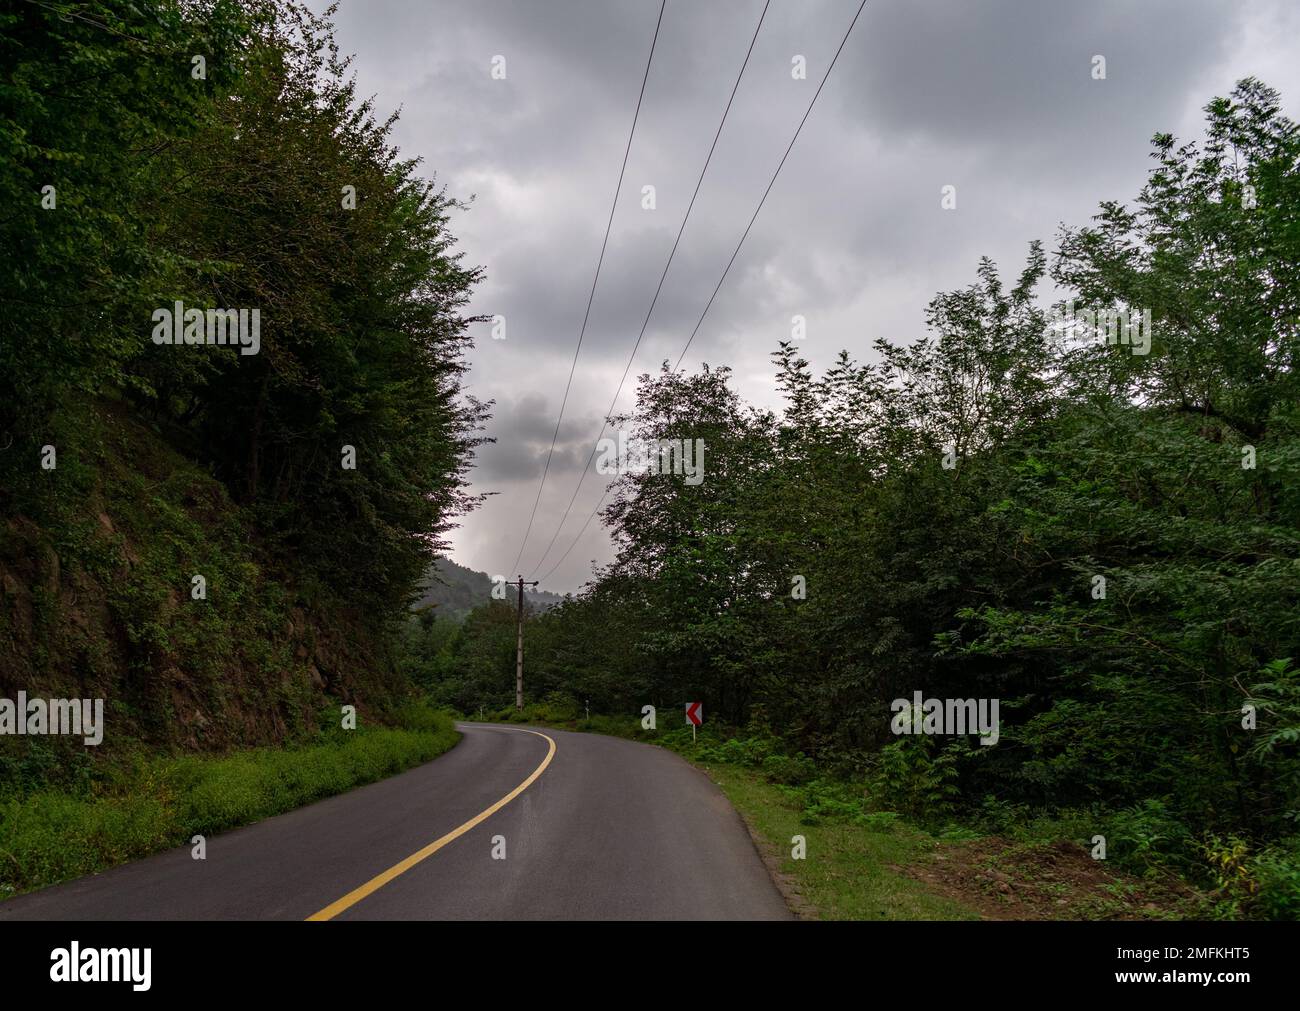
[0,705,456,901]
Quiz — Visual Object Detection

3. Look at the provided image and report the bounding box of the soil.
[899,836,1205,920]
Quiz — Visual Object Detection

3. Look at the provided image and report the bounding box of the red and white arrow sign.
[685,701,703,726]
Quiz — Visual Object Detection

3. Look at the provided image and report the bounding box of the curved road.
[0,724,791,921]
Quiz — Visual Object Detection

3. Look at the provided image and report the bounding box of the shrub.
[1250,842,1300,920]
[761,752,816,785]
[1107,798,1194,873]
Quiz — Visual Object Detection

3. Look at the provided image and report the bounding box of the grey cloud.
[473,391,605,484]
[319,0,1297,590]
[830,0,1238,149]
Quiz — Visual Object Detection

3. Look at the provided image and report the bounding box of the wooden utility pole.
[515,575,539,710]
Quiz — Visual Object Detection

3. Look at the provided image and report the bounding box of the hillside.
[0,0,483,769]
[413,557,566,620]
[0,397,407,759]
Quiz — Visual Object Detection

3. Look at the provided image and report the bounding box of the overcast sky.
[319,0,1300,593]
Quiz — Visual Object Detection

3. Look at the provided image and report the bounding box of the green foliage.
[3,0,484,607]
[858,811,902,833]
[0,401,405,752]
[761,752,816,786]
[0,0,251,422]
[713,735,774,768]
[870,739,962,824]
[0,3,483,898]
[1248,658,1300,785]
[2,1,482,745]
[1248,841,1300,920]
[1106,799,1195,874]
[1201,833,1300,920]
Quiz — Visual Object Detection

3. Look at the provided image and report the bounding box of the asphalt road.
[0,724,791,920]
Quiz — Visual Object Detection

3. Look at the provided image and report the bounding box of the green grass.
[0,706,459,902]
[703,761,978,920]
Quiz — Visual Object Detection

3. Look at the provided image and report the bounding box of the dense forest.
[426,78,1300,918]
[1,0,484,751]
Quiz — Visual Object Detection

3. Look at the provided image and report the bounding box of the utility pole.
[515,575,539,710]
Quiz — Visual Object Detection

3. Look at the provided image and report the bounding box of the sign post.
[685,701,702,742]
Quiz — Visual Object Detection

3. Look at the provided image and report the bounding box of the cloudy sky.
[320,0,1300,593]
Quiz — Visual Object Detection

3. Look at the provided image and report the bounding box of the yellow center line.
[306,726,557,921]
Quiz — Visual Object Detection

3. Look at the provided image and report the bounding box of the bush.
[761,752,816,785]
[1250,842,1300,920]
[869,738,962,823]
[856,811,902,833]
[533,692,581,723]
[1202,834,1300,920]
[1107,798,1195,873]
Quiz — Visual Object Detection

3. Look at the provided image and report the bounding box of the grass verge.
[705,761,977,919]
[0,705,458,902]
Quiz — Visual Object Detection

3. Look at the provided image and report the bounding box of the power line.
[537,488,607,584]
[537,0,870,587]
[675,0,869,370]
[508,0,667,576]
[526,0,772,579]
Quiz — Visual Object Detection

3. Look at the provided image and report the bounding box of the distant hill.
[412,556,566,620]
